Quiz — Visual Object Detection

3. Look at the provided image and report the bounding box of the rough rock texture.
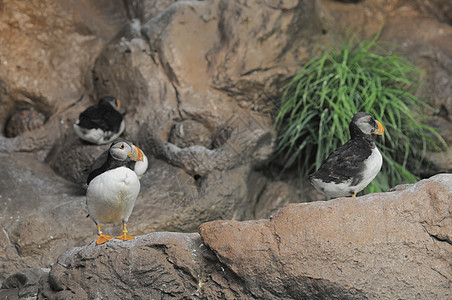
[38,233,248,300]
[0,0,108,154]
[4,108,47,138]
[200,174,452,299]
[169,120,213,148]
[0,152,93,279]
[1,268,50,299]
[1,0,452,292]
[34,174,451,299]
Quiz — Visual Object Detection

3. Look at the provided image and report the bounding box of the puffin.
[89,147,149,179]
[86,140,144,245]
[309,112,384,198]
[74,96,125,145]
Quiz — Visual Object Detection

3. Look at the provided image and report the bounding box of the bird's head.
[109,140,144,162]
[100,96,121,110]
[350,112,384,138]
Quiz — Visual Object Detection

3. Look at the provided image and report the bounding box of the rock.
[37,232,247,299]
[1,268,50,299]
[142,112,275,177]
[122,0,180,25]
[168,120,213,148]
[0,0,105,153]
[0,120,274,279]
[48,138,108,184]
[1,0,452,294]
[0,152,93,279]
[199,174,452,299]
[92,0,316,142]
[4,108,47,138]
[253,181,299,219]
[33,174,451,299]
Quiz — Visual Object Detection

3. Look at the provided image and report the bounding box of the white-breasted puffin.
[74,96,125,145]
[309,112,385,198]
[86,140,144,245]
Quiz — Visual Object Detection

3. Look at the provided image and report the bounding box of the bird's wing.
[88,150,109,175]
[311,139,373,184]
[78,105,122,131]
[103,108,123,132]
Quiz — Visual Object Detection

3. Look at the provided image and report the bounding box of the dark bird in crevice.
[74,96,125,145]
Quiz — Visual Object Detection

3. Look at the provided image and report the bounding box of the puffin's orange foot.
[96,233,113,245]
[115,232,134,241]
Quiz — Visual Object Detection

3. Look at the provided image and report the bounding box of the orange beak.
[375,120,384,135]
[129,145,144,161]
[116,99,121,109]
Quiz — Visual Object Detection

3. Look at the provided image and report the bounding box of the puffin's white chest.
[86,167,140,224]
[360,147,383,183]
[311,146,383,198]
[350,146,383,194]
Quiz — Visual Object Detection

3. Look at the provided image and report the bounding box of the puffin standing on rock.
[86,140,144,245]
[74,96,125,145]
[310,112,385,198]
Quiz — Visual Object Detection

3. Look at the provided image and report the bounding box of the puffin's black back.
[310,137,374,185]
[78,98,123,132]
[87,148,131,184]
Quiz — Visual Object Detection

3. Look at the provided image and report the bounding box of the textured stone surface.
[0,0,105,153]
[0,153,93,279]
[200,174,452,299]
[4,108,47,138]
[38,232,248,300]
[33,174,452,299]
[1,268,50,299]
[1,0,452,295]
[168,120,213,149]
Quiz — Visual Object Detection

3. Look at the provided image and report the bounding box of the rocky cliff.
[1,0,452,299]
[3,174,449,299]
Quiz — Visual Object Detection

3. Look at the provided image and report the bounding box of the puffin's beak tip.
[133,145,144,161]
[376,120,384,135]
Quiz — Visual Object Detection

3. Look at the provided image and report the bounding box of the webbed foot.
[96,233,113,245]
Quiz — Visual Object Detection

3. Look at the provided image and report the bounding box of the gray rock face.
[1,268,50,299]
[0,153,93,279]
[36,175,451,299]
[169,120,213,149]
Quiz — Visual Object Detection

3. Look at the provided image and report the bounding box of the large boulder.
[200,174,452,299]
[34,174,451,299]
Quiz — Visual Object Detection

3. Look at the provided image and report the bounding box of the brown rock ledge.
[34,174,451,299]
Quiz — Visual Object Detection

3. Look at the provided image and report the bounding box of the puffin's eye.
[120,144,125,149]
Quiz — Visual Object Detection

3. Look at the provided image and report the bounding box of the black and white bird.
[309,112,384,198]
[86,140,143,245]
[74,96,125,145]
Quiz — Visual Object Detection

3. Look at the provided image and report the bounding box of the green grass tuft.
[274,34,446,193]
